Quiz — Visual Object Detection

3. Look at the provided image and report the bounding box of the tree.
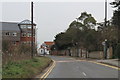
[54,32,73,50]
[78,12,96,29]
[110,0,120,46]
[115,43,120,59]
[54,12,97,51]
[110,1,120,30]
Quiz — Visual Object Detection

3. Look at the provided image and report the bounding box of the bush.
[2,57,52,78]
[19,44,31,54]
[2,42,34,64]
[2,40,11,53]
[115,43,120,59]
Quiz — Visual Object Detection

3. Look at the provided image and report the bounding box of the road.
[46,56,119,78]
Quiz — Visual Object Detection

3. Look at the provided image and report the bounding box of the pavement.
[45,56,119,78]
[71,56,119,67]
[96,59,120,67]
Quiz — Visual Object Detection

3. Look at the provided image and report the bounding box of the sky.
[0,0,115,47]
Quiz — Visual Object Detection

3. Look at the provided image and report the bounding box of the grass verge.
[2,56,52,78]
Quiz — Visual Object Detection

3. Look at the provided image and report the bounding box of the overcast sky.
[0,0,115,47]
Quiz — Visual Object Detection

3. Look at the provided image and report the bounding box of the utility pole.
[104,0,107,59]
[105,0,107,28]
[31,2,34,58]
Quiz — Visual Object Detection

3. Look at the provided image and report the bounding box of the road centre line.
[82,72,87,76]
[40,58,119,80]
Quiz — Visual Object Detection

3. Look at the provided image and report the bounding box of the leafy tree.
[78,12,96,29]
[84,29,99,52]
[54,32,73,50]
[54,12,97,51]
[110,1,120,29]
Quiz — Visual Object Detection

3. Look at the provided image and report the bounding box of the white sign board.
[102,41,105,45]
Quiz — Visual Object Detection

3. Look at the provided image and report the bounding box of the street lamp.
[104,39,108,59]
[102,39,108,59]
[103,0,108,59]
[104,0,107,28]
[67,47,71,56]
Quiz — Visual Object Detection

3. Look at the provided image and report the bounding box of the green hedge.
[115,43,120,59]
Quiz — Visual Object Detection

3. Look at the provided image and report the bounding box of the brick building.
[18,19,36,45]
[0,19,36,45]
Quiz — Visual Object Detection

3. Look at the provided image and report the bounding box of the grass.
[2,57,52,78]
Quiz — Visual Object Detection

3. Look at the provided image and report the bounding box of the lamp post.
[103,39,107,59]
[105,39,108,59]
[103,0,108,59]
[105,0,107,28]
[67,47,71,56]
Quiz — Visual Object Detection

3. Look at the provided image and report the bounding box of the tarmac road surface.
[46,56,119,78]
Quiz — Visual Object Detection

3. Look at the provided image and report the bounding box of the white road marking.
[82,72,87,76]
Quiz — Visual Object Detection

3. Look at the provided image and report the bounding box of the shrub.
[115,43,120,59]
[2,40,11,53]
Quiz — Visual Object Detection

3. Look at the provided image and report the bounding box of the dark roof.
[0,22,20,31]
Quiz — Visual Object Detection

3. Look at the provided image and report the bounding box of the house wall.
[2,30,20,42]
[38,48,44,55]
[88,51,104,59]
[21,37,35,42]
[20,25,36,44]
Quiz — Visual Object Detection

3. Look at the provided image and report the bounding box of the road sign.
[102,41,105,45]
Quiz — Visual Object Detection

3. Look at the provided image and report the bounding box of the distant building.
[38,45,45,55]
[0,19,36,45]
[44,41,54,54]
[0,22,20,45]
[18,19,36,45]
[38,41,54,55]
[44,41,54,49]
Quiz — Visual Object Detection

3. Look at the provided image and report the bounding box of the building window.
[22,41,27,44]
[27,25,31,29]
[27,33,31,37]
[22,33,26,37]
[12,32,17,36]
[29,41,31,44]
[20,26,23,29]
[20,25,26,29]
[26,41,31,44]
[24,42,26,44]
[5,32,10,36]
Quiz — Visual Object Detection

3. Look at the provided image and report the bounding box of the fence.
[51,47,113,59]
[88,51,104,59]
